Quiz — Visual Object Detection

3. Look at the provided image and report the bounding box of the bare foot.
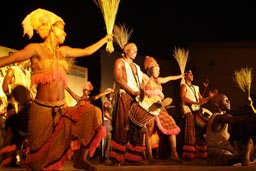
[73,159,97,171]
[170,153,181,162]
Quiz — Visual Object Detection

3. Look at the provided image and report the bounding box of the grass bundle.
[233,67,256,113]
[172,47,189,73]
[113,23,133,49]
[234,67,253,97]
[93,0,121,53]
[172,47,189,84]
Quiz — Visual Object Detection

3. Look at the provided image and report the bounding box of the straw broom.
[93,0,121,53]
[113,23,133,49]
[172,47,189,84]
[233,67,256,113]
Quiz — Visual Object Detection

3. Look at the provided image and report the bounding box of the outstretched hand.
[209,89,218,98]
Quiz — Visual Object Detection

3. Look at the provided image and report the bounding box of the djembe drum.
[195,108,212,128]
[128,96,161,128]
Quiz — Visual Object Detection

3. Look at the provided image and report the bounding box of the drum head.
[148,102,162,112]
[162,97,173,107]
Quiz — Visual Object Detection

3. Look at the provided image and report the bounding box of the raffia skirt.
[24,100,105,170]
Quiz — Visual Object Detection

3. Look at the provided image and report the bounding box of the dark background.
[1,0,256,58]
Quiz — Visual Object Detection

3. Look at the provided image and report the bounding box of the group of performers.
[0,7,256,171]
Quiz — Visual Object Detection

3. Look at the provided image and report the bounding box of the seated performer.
[206,93,256,166]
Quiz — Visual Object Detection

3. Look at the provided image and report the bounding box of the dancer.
[65,81,114,107]
[0,8,112,170]
[143,56,182,161]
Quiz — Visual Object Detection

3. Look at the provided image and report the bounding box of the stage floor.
[1,158,256,171]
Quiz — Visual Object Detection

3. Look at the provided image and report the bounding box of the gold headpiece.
[22,8,65,39]
[144,56,159,70]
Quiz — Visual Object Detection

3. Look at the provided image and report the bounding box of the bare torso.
[31,43,67,102]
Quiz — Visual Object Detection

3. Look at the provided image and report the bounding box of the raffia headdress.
[22,8,65,39]
[144,56,159,70]
[113,23,133,49]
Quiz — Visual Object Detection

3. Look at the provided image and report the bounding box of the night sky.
[1,0,256,60]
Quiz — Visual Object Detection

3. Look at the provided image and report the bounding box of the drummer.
[180,69,218,161]
[143,56,183,161]
[109,42,149,165]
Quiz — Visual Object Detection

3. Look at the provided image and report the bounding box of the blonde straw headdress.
[22,8,64,39]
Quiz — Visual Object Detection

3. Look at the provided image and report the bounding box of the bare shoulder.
[115,57,123,63]
[114,58,124,67]
[180,84,186,90]
[20,43,43,55]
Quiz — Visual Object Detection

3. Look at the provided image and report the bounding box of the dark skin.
[211,94,256,132]
[114,43,149,97]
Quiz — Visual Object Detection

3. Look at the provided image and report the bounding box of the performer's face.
[219,95,231,111]
[185,70,193,82]
[123,43,137,60]
[152,66,160,78]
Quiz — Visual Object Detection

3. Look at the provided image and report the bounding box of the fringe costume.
[144,77,180,137]
[24,99,106,170]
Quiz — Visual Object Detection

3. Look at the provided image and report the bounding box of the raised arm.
[65,86,80,102]
[2,68,14,95]
[158,74,183,84]
[90,88,114,101]
[0,44,38,68]
[61,34,113,58]
[199,89,218,105]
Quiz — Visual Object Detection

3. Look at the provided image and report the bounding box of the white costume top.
[182,83,200,113]
[123,59,143,92]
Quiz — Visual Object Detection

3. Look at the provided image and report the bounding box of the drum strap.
[129,63,141,89]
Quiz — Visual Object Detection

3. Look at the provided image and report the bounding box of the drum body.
[195,108,212,128]
[128,102,156,128]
